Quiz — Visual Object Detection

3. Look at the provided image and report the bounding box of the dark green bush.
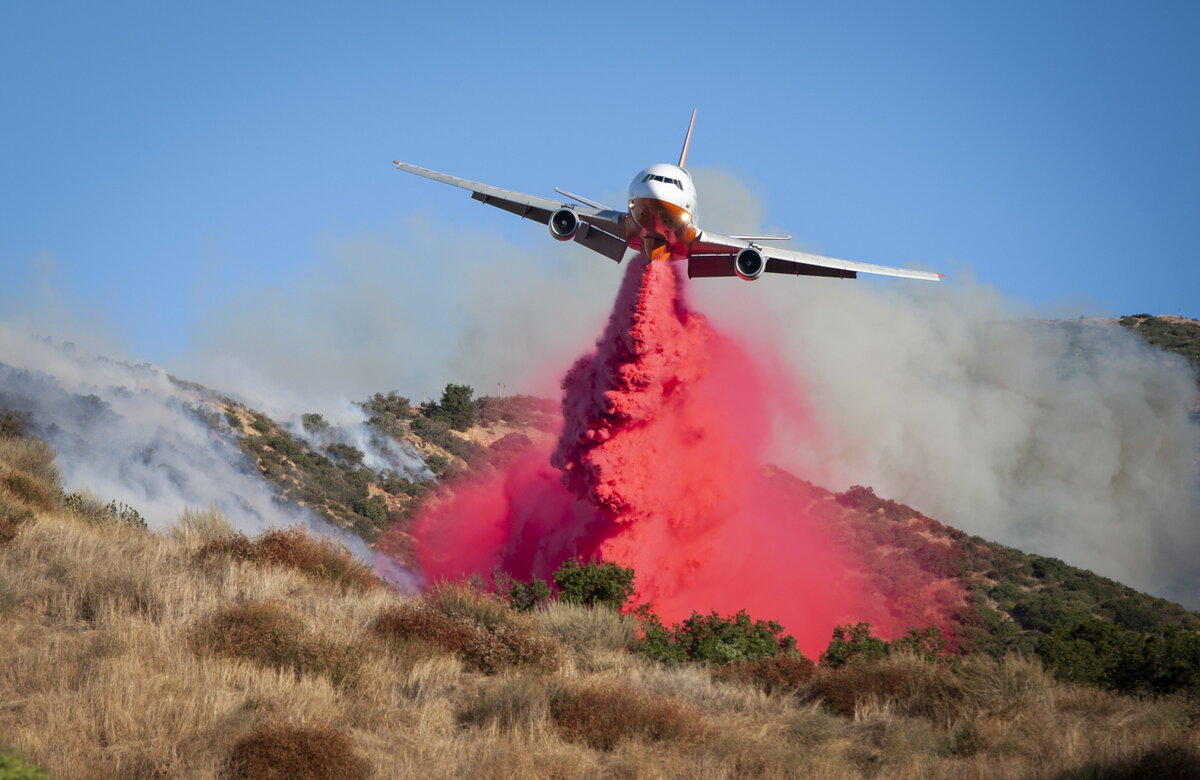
[552,558,635,610]
[820,622,890,668]
[636,606,798,664]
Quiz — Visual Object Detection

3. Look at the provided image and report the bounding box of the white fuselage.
[626,163,699,260]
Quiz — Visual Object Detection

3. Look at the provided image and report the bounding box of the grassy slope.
[3,438,1200,779]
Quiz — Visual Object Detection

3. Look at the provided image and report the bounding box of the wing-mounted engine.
[549,208,581,241]
[734,247,766,281]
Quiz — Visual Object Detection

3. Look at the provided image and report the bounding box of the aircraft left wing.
[688,229,943,282]
[393,161,629,262]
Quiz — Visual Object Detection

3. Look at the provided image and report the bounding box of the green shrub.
[351,495,387,527]
[222,722,369,780]
[552,558,635,610]
[300,413,330,434]
[819,622,889,668]
[62,492,146,530]
[636,606,798,664]
[549,683,704,750]
[494,572,553,612]
[422,383,478,431]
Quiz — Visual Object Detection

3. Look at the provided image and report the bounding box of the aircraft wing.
[393,161,629,262]
[688,230,943,282]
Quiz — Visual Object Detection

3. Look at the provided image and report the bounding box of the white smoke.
[0,326,380,559]
[689,169,1200,607]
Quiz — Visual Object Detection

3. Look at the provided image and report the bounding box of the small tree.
[426,384,477,431]
[552,559,635,611]
[820,622,889,667]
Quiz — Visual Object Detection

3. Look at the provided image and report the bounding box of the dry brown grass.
[1,468,1197,778]
[549,681,706,750]
[195,526,380,591]
[170,505,236,550]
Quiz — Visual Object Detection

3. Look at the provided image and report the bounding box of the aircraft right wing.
[688,229,943,282]
[393,161,629,262]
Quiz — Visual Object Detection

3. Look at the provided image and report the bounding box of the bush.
[194,602,361,688]
[61,492,146,529]
[300,413,331,434]
[637,605,799,664]
[423,383,477,431]
[496,573,553,612]
[820,622,890,668]
[807,653,965,718]
[195,527,379,591]
[550,683,703,750]
[372,602,561,675]
[552,558,635,610]
[222,722,369,780]
[323,443,364,467]
[712,653,816,694]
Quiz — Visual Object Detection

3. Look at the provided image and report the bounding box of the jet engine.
[734,247,766,280]
[549,208,581,241]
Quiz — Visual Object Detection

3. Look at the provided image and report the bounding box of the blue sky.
[2,1,1197,372]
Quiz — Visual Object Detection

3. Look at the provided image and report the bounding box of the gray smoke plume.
[689,171,1200,607]
[0,326,396,561]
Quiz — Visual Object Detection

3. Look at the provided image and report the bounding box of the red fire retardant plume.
[409,256,911,656]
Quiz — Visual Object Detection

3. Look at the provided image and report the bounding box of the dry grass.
[170,505,236,550]
[0,459,1197,778]
[195,526,380,592]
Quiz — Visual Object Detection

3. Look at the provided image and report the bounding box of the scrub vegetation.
[3,327,1200,778]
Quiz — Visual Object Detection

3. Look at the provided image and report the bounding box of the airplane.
[392,111,942,283]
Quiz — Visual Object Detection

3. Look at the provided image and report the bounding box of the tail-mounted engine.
[734,247,766,280]
[549,208,581,241]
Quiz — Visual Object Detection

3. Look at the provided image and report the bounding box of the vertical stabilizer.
[677,109,697,169]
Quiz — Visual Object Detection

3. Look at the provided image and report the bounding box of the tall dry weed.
[169,505,235,550]
[537,601,636,653]
[0,437,60,491]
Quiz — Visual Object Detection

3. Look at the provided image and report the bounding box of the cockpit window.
[643,174,683,189]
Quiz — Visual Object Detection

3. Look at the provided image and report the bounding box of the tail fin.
[677,109,697,169]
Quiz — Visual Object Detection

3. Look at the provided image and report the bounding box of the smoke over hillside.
[0,326,385,556]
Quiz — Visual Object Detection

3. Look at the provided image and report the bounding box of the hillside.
[2,434,1198,778]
